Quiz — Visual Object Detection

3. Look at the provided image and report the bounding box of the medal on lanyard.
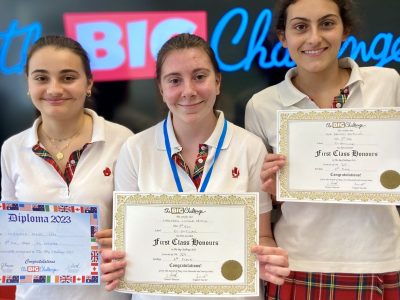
[163,117,227,192]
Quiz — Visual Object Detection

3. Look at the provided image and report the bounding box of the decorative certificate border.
[113,192,258,296]
[277,108,400,204]
[0,201,99,285]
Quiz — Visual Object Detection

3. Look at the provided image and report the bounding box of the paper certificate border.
[278,108,400,204]
[113,192,258,296]
[0,201,100,285]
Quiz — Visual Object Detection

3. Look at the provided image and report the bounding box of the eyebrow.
[162,68,210,80]
[289,14,339,23]
[30,69,79,75]
[193,68,210,73]
[162,72,180,80]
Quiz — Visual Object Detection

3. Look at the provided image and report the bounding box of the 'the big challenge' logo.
[64,11,207,81]
[64,8,400,81]
[1,8,399,80]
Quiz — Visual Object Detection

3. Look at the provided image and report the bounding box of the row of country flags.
[0,275,99,284]
[1,202,98,227]
[0,247,100,285]
[0,202,97,214]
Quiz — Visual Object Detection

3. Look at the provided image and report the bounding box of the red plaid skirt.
[266,271,400,300]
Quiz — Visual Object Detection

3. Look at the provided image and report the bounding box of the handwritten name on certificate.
[277,108,400,204]
[0,202,100,285]
[113,192,259,297]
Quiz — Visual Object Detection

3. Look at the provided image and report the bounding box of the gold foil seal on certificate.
[380,170,400,189]
[221,260,243,281]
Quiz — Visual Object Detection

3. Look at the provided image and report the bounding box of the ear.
[277,30,288,48]
[158,82,166,103]
[158,82,163,95]
[26,74,29,94]
[87,78,94,91]
[215,73,222,96]
[342,29,350,42]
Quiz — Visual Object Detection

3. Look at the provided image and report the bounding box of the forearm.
[259,212,277,248]
[260,235,277,248]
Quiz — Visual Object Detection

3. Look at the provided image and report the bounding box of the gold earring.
[86,91,92,97]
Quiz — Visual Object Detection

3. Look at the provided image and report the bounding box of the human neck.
[172,111,218,149]
[293,64,350,108]
[41,112,86,141]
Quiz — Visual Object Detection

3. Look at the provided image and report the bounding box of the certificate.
[277,108,400,204]
[113,192,259,297]
[0,201,100,285]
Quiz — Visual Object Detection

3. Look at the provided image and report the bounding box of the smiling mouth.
[302,48,326,55]
[178,101,204,107]
[44,97,69,101]
[43,98,70,105]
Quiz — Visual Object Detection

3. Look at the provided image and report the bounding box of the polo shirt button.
[70,159,76,165]
[201,146,206,151]
[198,158,204,163]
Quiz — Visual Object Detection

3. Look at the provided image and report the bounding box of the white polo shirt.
[245,58,400,273]
[115,111,271,300]
[1,108,133,300]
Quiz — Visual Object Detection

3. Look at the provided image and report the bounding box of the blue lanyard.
[163,117,227,192]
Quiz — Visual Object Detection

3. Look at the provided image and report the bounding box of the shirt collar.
[156,110,232,153]
[278,57,363,107]
[85,108,106,143]
[277,68,309,107]
[338,57,363,88]
[204,110,232,149]
[22,108,105,148]
[25,117,42,147]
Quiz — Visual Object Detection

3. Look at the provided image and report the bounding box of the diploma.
[277,108,400,204]
[0,201,100,285]
[113,192,259,297]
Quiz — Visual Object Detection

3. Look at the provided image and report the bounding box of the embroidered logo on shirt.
[103,167,111,176]
[232,167,240,178]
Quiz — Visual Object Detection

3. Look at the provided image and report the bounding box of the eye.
[293,23,308,32]
[33,75,48,82]
[321,20,336,29]
[63,74,77,82]
[167,77,181,86]
[195,73,206,81]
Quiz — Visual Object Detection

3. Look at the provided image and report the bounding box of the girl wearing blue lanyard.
[100,33,290,299]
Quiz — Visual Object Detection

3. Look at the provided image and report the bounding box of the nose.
[307,26,322,45]
[47,79,63,95]
[181,80,196,99]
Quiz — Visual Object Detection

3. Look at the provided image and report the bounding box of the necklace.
[41,119,84,161]
[50,140,71,161]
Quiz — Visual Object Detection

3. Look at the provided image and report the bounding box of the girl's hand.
[251,245,290,285]
[95,229,112,249]
[260,154,286,196]
[100,249,127,291]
